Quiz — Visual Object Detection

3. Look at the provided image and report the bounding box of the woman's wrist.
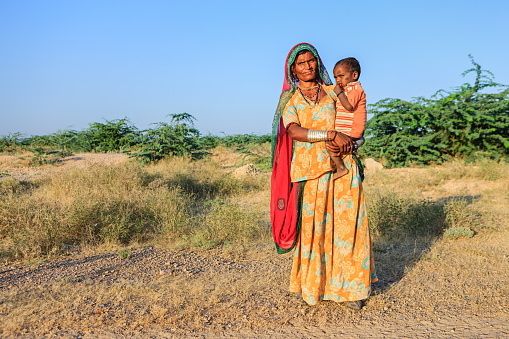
[307,129,327,142]
[307,130,337,142]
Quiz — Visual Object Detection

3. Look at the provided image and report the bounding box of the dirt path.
[202,314,509,338]
[1,247,507,338]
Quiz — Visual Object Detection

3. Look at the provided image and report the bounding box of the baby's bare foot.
[333,166,349,180]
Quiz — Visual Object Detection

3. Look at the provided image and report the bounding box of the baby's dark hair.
[334,57,361,78]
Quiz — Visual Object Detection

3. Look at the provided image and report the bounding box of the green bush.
[363,56,509,167]
[443,227,474,239]
[128,113,208,163]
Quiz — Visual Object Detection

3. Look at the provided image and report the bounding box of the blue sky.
[1,0,508,137]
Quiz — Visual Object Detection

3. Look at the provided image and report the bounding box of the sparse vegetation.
[0,149,508,337]
[1,114,271,167]
[1,59,508,335]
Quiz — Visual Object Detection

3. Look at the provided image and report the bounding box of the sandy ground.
[1,153,508,338]
[1,246,507,338]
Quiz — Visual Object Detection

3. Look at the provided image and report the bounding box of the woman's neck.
[298,80,318,89]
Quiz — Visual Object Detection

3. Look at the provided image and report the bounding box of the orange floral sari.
[283,84,377,305]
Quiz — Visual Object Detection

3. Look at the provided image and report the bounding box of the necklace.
[298,84,321,106]
[297,84,319,91]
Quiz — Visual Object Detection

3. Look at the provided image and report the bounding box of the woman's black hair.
[334,57,361,77]
[295,49,311,59]
[291,49,312,68]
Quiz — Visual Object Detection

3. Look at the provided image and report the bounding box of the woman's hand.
[327,132,353,155]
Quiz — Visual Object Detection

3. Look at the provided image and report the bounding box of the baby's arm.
[334,84,354,111]
[349,88,367,139]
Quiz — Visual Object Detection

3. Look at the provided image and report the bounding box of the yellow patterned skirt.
[289,155,377,305]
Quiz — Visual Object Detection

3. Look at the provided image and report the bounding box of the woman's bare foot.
[292,293,308,307]
[343,300,363,310]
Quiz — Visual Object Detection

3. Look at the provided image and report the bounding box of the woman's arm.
[287,124,353,153]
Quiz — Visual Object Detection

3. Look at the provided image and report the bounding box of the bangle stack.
[307,129,335,142]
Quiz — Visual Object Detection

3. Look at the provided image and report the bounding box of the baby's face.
[333,65,358,87]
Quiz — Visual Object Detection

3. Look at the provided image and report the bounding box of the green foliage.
[363,56,509,167]
[86,118,140,152]
[0,133,25,153]
[129,113,207,163]
[218,134,271,147]
[2,113,272,165]
[198,133,270,151]
[18,118,139,154]
[443,227,474,239]
[118,248,131,259]
[28,147,71,166]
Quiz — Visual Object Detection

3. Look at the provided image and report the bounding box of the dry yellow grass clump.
[0,150,508,337]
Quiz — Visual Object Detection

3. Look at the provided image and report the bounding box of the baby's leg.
[327,148,349,179]
[333,155,349,179]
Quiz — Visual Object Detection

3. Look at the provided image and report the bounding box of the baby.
[328,57,367,179]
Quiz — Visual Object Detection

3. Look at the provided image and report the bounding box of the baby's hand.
[334,83,344,95]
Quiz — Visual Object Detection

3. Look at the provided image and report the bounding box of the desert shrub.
[0,177,36,195]
[197,133,270,150]
[363,56,509,167]
[0,133,25,153]
[235,143,271,171]
[128,113,208,163]
[86,118,140,152]
[167,172,244,198]
[443,198,482,229]
[367,185,492,237]
[443,227,474,239]
[188,199,263,249]
[469,158,508,181]
[367,191,445,236]
[218,134,271,147]
[22,119,139,154]
[25,130,83,154]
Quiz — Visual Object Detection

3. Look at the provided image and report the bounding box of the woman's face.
[291,51,318,83]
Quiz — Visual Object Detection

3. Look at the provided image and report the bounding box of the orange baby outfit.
[335,81,367,139]
[282,84,377,305]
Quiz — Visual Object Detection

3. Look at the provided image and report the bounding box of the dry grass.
[0,153,268,261]
[0,153,32,168]
[0,152,508,337]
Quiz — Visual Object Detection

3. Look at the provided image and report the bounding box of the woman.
[271,43,377,309]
